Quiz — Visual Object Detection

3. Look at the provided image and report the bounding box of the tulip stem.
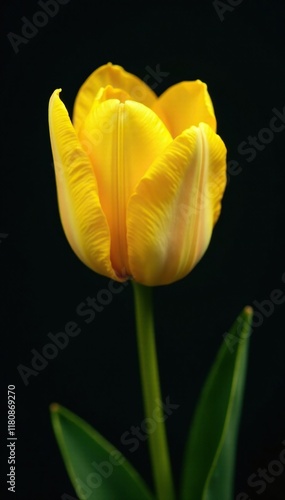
[132,282,176,500]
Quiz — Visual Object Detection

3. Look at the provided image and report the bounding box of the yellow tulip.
[48,63,227,286]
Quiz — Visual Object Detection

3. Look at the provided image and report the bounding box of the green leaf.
[50,404,154,500]
[180,306,253,500]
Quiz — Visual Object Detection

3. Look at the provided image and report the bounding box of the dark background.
[1,0,285,499]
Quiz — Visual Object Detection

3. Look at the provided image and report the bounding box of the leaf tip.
[243,305,253,317]
[50,402,60,413]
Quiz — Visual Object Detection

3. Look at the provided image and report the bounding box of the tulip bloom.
[48,63,226,286]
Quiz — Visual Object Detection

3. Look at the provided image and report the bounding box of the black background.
[1,1,285,499]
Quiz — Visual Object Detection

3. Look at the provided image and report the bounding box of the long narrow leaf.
[180,306,253,500]
[50,404,154,500]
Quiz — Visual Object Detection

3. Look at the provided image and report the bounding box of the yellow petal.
[127,123,227,286]
[95,85,132,104]
[73,63,158,133]
[152,81,217,138]
[79,98,172,279]
[48,89,118,281]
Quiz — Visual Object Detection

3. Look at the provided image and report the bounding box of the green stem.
[132,281,176,500]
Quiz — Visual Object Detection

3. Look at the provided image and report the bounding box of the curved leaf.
[50,404,154,500]
[180,306,253,500]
